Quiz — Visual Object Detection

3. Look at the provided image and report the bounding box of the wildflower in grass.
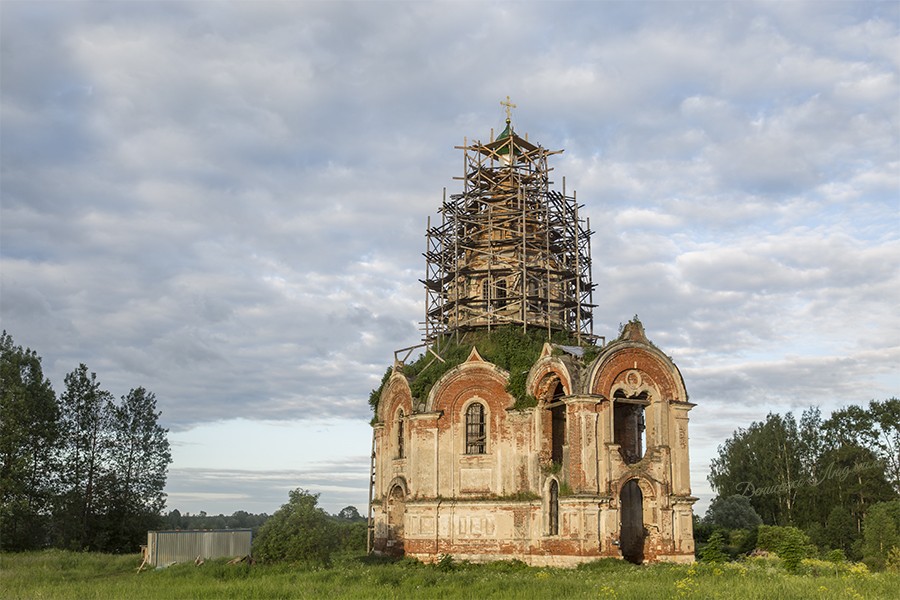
[674,576,697,598]
[598,584,618,598]
[843,587,864,600]
[535,570,550,579]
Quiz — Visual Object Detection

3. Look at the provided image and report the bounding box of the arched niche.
[386,477,408,556]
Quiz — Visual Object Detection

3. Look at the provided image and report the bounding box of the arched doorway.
[387,484,406,556]
[620,479,645,564]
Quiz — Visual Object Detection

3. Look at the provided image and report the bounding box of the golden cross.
[501,95,517,123]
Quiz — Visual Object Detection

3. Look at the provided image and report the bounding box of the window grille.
[465,403,486,454]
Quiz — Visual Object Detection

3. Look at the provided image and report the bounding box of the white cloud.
[1,0,897,515]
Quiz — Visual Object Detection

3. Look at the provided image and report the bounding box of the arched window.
[465,402,486,454]
[396,409,405,459]
[613,390,647,465]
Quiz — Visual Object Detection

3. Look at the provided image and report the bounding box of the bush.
[886,547,900,574]
[253,489,338,566]
[699,531,729,563]
[795,558,869,577]
[729,527,758,558]
[824,548,847,563]
[756,526,816,573]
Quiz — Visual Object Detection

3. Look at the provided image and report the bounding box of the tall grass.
[2,551,899,599]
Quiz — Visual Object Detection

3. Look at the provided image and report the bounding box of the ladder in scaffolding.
[366,428,376,554]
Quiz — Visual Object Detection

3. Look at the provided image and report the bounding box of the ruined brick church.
[368,103,696,566]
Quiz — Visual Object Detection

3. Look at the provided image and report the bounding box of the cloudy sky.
[2,1,898,517]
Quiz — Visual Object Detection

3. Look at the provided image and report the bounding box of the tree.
[165,508,185,529]
[54,364,114,550]
[870,399,900,493]
[862,501,900,571]
[0,331,60,550]
[698,530,729,563]
[709,405,898,535]
[808,444,895,537]
[824,400,900,494]
[709,412,803,525]
[103,387,172,552]
[337,505,363,521]
[703,494,762,530]
[821,505,857,559]
[253,489,339,566]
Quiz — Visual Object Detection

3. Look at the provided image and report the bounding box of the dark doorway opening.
[613,392,647,464]
[620,479,645,564]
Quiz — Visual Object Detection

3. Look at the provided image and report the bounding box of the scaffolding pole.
[423,123,595,344]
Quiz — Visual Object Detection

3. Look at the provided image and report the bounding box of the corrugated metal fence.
[145,529,252,566]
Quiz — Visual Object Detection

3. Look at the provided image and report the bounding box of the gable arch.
[526,355,574,401]
[424,353,511,415]
[377,370,414,424]
[589,343,687,402]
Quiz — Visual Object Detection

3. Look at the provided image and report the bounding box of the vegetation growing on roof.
[368,367,393,412]
[368,326,600,416]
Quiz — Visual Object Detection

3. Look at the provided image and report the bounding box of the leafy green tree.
[704,494,762,530]
[809,444,894,540]
[710,404,897,536]
[103,387,172,552]
[337,505,364,521]
[167,510,269,532]
[862,501,900,571]
[824,400,900,494]
[164,508,185,529]
[0,331,60,550]
[870,399,900,492]
[709,412,803,525]
[821,505,857,559]
[254,489,339,566]
[333,505,367,552]
[54,364,114,550]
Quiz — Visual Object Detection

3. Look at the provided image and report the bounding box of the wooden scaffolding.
[422,117,595,345]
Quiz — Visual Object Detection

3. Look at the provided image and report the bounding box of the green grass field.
[2,550,898,599]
